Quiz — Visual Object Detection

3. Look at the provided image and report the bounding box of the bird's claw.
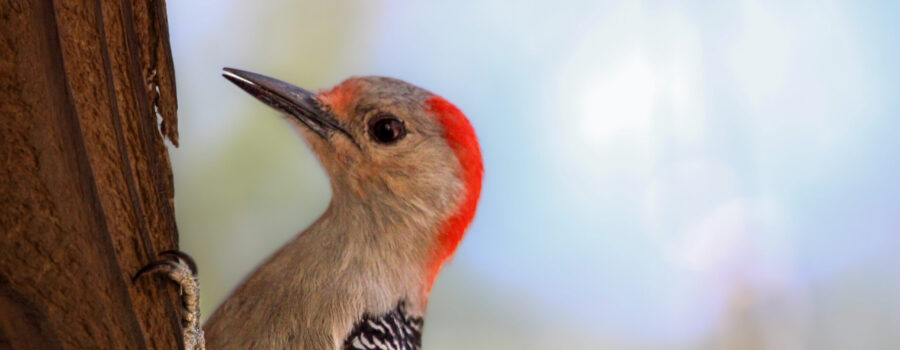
[134,250,206,350]
[159,250,199,276]
[133,250,197,281]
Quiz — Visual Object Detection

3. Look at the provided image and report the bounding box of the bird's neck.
[301,196,444,311]
[298,166,476,311]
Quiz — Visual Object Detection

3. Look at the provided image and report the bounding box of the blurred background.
[167,1,900,349]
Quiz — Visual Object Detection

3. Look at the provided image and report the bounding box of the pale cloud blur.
[169,0,900,349]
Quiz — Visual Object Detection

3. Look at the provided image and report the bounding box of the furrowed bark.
[0,0,183,348]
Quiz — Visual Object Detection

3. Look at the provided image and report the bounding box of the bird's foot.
[134,250,206,350]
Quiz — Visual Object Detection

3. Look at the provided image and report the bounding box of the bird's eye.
[368,114,406,144]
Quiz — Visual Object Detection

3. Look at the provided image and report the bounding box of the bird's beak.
[222,67,345,139]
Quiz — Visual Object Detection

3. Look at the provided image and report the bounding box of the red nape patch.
[426,96,484,291]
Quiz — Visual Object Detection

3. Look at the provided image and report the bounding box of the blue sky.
[169,1,900,348]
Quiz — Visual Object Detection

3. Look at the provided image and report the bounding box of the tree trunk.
[0,0,183,349]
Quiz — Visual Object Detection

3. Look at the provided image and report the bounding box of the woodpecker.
[137,68,483,350]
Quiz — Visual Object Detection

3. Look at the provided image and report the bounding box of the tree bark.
[0,0,183,349]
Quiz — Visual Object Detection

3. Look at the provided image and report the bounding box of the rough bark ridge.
[0,0,182,348]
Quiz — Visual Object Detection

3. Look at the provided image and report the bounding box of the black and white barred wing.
[342,302,424,350]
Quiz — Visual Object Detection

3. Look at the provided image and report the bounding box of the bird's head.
[223,68,483,287]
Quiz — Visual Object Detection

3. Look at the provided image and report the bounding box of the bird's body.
[189,71,484,349]
[204,194,441,349]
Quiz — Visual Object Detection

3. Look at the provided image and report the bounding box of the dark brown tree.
[0,0,184,348]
